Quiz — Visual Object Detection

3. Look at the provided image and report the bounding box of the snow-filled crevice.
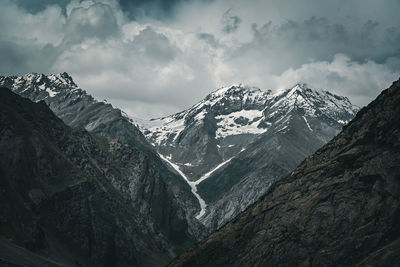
[158,153,233,220]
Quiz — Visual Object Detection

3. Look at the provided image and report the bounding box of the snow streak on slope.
[158,153,207,219]
[158,153,233,220]
[195,158,233,185]
[303,116,313,131]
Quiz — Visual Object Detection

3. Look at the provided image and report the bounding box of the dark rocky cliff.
[0,88,194,266]
[169,80,400,266]
[0,73,201,237]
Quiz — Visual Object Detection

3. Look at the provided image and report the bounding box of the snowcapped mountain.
[139,83,358,231]
[140,83,357,179]
[140,85,272,180]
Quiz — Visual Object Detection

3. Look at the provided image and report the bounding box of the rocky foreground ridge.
[0,88,195,266]
[170,80,400,266]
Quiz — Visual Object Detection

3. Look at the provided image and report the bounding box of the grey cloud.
[242,17,400,74]
[130,27,177,63]
[118,0,214,20]
[1,0,399,118]
[15,0,71,14]
[16,0,195,19]
[0,41,59,75]
[64,3,120,44]
[221,9,241,33]
[197,33,219,47]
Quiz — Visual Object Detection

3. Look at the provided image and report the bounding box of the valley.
[1,73,398,267]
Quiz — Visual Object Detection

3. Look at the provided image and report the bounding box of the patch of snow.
[158,153,207,220]
[142,115,186,145]
[303,116,313,131]
[159,153,234,220]
[215,109,267,139]
[46,88,58,97]
[194,157,233,186]
[37,83,58,97]
[193,110,206,123]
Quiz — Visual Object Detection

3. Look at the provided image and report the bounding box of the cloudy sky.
[1,0,399,118]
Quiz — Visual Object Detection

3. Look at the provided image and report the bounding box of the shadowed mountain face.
[0,88,195,266]
[169,79,400,266]
[0,73,203,237]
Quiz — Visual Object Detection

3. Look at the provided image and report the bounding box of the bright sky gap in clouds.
[1,0,399,118]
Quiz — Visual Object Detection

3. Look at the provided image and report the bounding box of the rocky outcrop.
[169,80,400,266]
[0,88,195,266]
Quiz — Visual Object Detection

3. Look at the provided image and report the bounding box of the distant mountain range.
[169,79,400,266]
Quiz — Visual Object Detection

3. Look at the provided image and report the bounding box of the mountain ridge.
[169,78,400,266]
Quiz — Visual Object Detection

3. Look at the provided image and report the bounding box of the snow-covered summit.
[266,83,358,127]
[142,83,357,145]
[0,72,79,100]
[138,83,359,181]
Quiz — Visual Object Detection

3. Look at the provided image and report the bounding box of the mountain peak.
[292,82,309,90]
[209,84,264,98]
[0,72,80,100]
[47,72,78,88]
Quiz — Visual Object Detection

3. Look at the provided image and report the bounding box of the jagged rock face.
[169,79,400,266]
[0,73,201,237]
[0,88,195,266]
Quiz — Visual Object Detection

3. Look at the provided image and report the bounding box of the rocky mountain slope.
[0,88,195,266]
[140,83,358,230]
[0,73,202,236]
[169,79,400,266]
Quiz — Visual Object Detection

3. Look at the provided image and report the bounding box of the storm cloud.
[0,0,399,118]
